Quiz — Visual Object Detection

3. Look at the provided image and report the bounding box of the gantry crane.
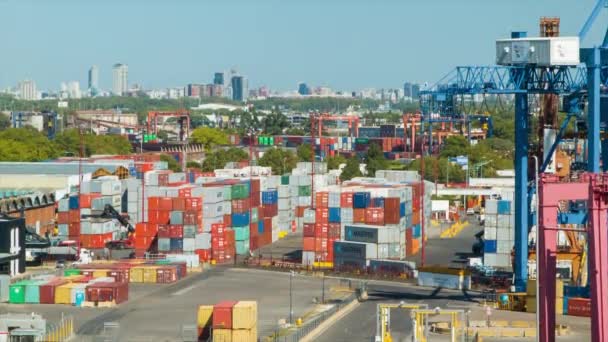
[311,113,360,138]
[147,110,191,142]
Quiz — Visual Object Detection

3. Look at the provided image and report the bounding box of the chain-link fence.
[269,293,357,342]
[38,315,74,342]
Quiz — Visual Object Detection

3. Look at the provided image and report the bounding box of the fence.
[269,293,357,342]
[38,315,74,342]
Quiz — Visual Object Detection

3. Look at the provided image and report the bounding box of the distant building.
[18,80,37,101]
[403,82,420,100]
[88,65,99,94]
[231,75,247,101]
[167,87,185,99]
[187,84,201,97]
[112,63,128,96]
[211,84,223,98]
[298,82,311,96]
[66,81,81,99]
[214,72,224,85]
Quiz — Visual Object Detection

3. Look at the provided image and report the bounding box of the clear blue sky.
[0,0,605,91]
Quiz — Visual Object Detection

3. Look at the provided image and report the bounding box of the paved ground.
[0,267,346,341]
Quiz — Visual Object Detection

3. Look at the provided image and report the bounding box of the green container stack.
[9,281,27,304]
[223,186,232,201]
[355,137,369,144]
[64,269,81,277]
[298,185,311,196]
[281,175,290,185]
[24,280,45,304]
[231,184,250,199]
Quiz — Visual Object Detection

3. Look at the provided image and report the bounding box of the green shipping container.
[268,137,274,145]
[233,225,250,241]
[231,184,249,199]
[223,186,232,201]
[298,185,311,196]
[155,260,172,265]
[235,240,251,255]
[355,138,369,144]
[258,136,264,145]
[281,175,290,185]
[9,281,27,304]
[25,280,45,304]
[64,269,81,276]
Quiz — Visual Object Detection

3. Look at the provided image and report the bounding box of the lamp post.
[289,270,294,324]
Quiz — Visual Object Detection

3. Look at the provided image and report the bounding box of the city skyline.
[0,1,605,91]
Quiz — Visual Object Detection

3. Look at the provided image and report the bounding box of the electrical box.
[496,37,580,66]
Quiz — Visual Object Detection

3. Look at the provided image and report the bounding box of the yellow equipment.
[376,303,428,342]
[412,309,464,342]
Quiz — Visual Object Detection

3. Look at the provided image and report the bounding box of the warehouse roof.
[0,161,133,175]
[0,188,56,214]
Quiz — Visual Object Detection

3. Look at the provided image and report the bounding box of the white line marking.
[172,285,196,296]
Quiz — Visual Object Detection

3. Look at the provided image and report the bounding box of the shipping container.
[85,282,128,304]
[213,301,238,329]
[232,301,257,329]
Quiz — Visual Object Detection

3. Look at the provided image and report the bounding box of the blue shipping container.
[258,219,265,233]
[68,196,79,209]
[170,238,183,251]
[262,190,278,205]
[484,240,497,253]
[564,285,590,298]
[353,192,371,209]
[497,200,511,214]
[232,212,250,226]
[563,296,569,314]
[373,197,385,208]
[400,202,406,217]
[328,208,341,223]
[412,224,421,238]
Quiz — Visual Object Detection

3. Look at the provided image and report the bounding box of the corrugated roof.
[0,161,134,175]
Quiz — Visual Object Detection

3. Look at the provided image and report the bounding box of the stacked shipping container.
[483,199,515,267]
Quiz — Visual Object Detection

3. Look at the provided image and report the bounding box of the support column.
[588,177,608,342]
[587,46,601,172]
[514,78,529,291]
[538,175,559,342]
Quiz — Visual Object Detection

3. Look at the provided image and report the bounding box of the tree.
[364,143,388,177]
[439,136,469,158]
[160,154,181,172]
[262,110,290,135]
[186,161,202,169]
[296,144,313,162]
[54,129,132,156]
[340,157,362,181]
[0,114,10,129]
[201,147,249,172]
[258,148,298,175]
[190,127,229,150]
[327,155,346,170]
[0,127,61,161]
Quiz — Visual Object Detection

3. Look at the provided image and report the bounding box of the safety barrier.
[38,315,74,342]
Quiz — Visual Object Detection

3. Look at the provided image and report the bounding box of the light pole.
[289,270,294,324]
[321,270,326,304]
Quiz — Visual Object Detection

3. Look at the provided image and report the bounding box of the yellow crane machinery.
[375,303,428,342]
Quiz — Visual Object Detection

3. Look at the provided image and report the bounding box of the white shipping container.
[485,215,497,228]
[497,214,511,228]
[328,191,340,208]
[485,227,497,240]
[340,208,353,223]
[496,227,513,241]
[182,238,196,252]
[165,188,179,198]
[303,209,316,224]
[278,198,292,211]
[486,200,498,215]
[278,185,290,198]
[496,37,580,67]
[202,216,223,232]
[202,203,225,218]
[195,233,211,250]
[192,187,224,203]
[297,196,310,207]
[302,251,315,266]
[168,173,186,183]
[497,240,513,254]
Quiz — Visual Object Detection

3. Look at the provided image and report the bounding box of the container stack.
[197,301,258,342]
[302,179,418,269]
[483,199,515,267]
[525,279,564,314]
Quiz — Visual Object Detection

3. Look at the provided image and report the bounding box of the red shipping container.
[183,211,202,226]
[156,267,178,283]
[353,209,366,223]
[211,223,225,235]
[249,222,258,237]
[149,197,173,211]
[328,223,341,239]
[80,233,112,249]
[262,204,278,218]
[314,223,328,238]
[340,192,353,208]
[231,198,251,213]
[223,214,232,227]
[79,193,101,208]
[85,282,128,304]
[303,237,315,251]
[263,218,272,232]
[212,237,227,250]
[107,268,130,283]
[315,208,329,223]
[212,249,226,263]
[172,198,186,211]
[316,192,329,208]
[148,210,170,224]
[178,187,192,198]
[225,229,235,243]
[303,223,315,237]
[365,208,385,225]
[185,198,202,210]
[39,279,68,304]
[249,236,259,250]
[295,206,307,217]
[567,298,591,317]
[68,223,80,236]
[169,225,183,238]
[134,235,155,250]
[384,198,401,224]
[195,249,211,262]
[57,212,69,224]
[250,192,260,207]
[250,179,261,193]
[69,210,80,223]
[315,237,328,252]
[157,225,171,238]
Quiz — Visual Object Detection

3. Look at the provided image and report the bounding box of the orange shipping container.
[149,197,173,211]
[316,192,329,208]
[69,210,80,223]
[303,237,315,251]
[340,193,353,208]
[79,194,101,208]
[383,198,401,224]
[57,212,69,224]
[353,209,366,223]
[172,198,186,211]
[295,206,307,218]
[365,208,385,225]
[315,208,329,223]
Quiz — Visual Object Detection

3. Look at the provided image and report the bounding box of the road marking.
[172,285,196,296]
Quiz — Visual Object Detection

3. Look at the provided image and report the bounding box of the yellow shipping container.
[232,301,257,329]
[526,296,563,314]
[143,266,158,283]
[197,305,213,328]
[93,269,110,278]
[232,327,257,342]
[526,279,564,297]
[129,267,144,283]
[55,283,76,304]
[212,328,232,342]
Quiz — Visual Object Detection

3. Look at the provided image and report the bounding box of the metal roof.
[0,161,134,175]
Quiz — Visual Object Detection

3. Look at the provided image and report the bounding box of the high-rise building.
[231,75,247,101]
[298,82,311,96]
[211,84,223,98]
[112,63,128,96]
[403,82,420,99]
[187,84,201,97]
[67,81,81,99]
[18,80,37,100]
[88,65,99,93]
[214,72,224,85]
